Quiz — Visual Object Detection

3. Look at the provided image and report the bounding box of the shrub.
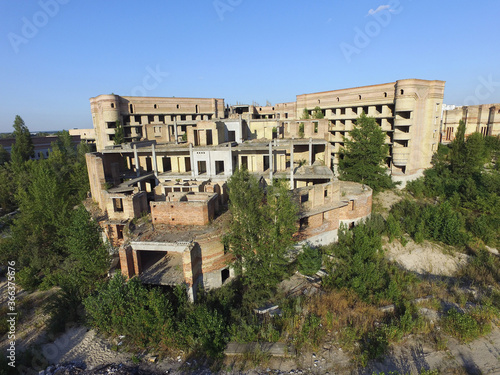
[441,307,492,343]
[297,244,322,276]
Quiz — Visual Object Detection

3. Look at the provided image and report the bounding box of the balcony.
[393,128,411,141]
[392,148,410,166]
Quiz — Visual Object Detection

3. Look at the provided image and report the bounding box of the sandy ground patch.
[385,238,469,277]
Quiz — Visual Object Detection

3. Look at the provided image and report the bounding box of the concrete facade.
[90,79,445,181]
[441,103,500,143]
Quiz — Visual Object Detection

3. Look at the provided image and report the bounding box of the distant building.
[0,135,81,160]
[441,104,500,143]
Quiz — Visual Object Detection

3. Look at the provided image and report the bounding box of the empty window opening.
[376,105,383,114]
[116,225,124,240]
[384,92,388,98]
[285,113,289,119]
[148,115,154,123]
[176,104,180,109]
[195,105,199,114]
[215,160,225,175]
[221,269,230,284]
[181,115,186,121]
[349,221,355,229]
[106,121,117,129]
[301,194,309,203]
[241,156,248,169]
[154,104,158,109]
[363,106,369,115]
[228,130,236,142]
[113,198,124,212]
[324,189,328,198]
[263,155,270,171]
[400,89,404,95]
[111,103,115,108]
[314,122,318,133]
[162,157,172,172]
[146,157,152,171]
[185,157,191,172]
[198,161,207,174]
[206,129,213,145]
[300,217,309,229]
[336,97,340,102]
[341,108,346,115]
[134,115,142,124]
[358,95,362,100]
[129,104,134,113]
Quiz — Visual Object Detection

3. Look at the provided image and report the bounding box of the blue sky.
[1,0,499,132]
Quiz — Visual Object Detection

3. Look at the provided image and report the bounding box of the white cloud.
[367,5,392,16]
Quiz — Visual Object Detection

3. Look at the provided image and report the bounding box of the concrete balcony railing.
[392,148,410,166]
[394,118,412,127]
[393,129,411,141]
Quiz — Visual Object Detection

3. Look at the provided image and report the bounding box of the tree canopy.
[339,113,393,191]
[10,115,34,168]
[224,168,298,305]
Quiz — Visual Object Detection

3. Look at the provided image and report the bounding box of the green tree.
[0,145,10,165]
[301,108,310,120]
[10,115,34,168]
[450,120,467,176]
[225,168,298,305]
[339,113,393,191]
[114,120,124,145]
[312,106,324,119]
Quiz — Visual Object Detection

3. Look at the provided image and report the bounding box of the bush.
[441,307,493,343]
[297,245,322,276]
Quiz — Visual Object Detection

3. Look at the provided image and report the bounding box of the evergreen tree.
[114,120,124,145]
[10,115,34,167]
[225,168,298,305]
[339,113,393,191]
[0,145,10,165]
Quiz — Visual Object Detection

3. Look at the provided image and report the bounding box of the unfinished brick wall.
[105,190,148,221]
[150,193,216,226]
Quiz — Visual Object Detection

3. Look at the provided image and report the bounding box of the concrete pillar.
[189,143,195,177]
[132,249,141,276]
[309,137,313,166]
[152,144,157,177]
[269,141,273,183]
[290,140,294,189]
[174,119,178,144]
[134,144,140,177]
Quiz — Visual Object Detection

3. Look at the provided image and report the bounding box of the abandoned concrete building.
[90,78,445,183]
[440,103,500,143]
[85,78,449,298]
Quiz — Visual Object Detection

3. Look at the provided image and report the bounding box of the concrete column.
[309,137,313,166]
[132,249,141,276]
[189,143,195,177]
[229,143,233,176]
[151,144,158,177]
[269,141,273,183]
[174,119,179,144]
[290,140,294,190]
[134,144,140,177]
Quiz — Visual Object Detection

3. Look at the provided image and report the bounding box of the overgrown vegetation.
[0,117,106,334]
[339,113,395,192]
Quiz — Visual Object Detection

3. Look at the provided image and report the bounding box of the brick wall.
[150,195,216,225]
